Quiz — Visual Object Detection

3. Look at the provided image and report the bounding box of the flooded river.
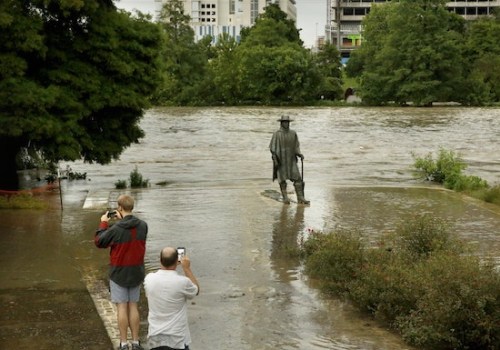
[1,106,499,349]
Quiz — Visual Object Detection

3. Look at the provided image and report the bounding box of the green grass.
[0,193,48,209]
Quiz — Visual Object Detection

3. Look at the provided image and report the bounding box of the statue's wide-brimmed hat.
[277,115,293,122]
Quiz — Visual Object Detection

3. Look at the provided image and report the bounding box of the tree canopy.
[0,0,162,189]
[346,0,500,106]
[346,0,469,106]
[153,2,343,106]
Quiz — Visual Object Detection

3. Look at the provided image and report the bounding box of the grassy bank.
[0,193,47,209]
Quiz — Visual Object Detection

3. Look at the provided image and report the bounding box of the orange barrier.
[0,182,59,197]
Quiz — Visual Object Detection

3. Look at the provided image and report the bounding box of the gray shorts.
[109,280,141,303]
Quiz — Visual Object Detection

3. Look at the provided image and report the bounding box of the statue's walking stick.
[301,158,305,193]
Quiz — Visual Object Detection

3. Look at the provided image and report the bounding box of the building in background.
[154,0,297,43]
[326,0,500,61]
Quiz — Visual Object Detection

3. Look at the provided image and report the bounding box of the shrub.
[396,253,500,350]
[67,171,87,180]
[301,215,500,350]
[114,166,149,189]
[412,152,438,182]
[390,215,464,259]
[114,180,127,189]
[303,230,364,296]
[412,148,466,185]
[413,148,490,194]
[348,249,421,322]
[129,166,149,188]
[473,184,500,205]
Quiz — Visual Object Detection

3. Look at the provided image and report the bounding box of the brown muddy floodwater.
[1,106,499,350]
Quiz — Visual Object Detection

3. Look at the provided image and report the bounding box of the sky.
[114,0,326,48]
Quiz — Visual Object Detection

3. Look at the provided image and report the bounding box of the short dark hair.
[160,248,178,267]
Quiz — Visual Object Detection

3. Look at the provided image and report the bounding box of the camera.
[177,247,186,261]
[107,210,117,218]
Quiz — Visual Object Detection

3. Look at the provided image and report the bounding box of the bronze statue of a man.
[269,115,309,204]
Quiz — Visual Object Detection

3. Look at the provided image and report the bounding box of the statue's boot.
[294,181,310,205]
[279,182,291,204]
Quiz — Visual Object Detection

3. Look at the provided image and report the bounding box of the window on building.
[343,8,354,15]
[477,6,488,14]
[230,0,235,14]
[455,7,465,14]
[342,38,352,46]
[466,7,477,15]
[251,0,259,24]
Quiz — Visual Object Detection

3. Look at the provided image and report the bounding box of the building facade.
[155,0,297,43]
[326,0,500,60]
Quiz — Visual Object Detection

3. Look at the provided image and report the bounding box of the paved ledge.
[83,273,121,349]
[83,189,113,209]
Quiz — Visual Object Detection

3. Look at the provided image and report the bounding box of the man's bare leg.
[117,302,130,345]
[128,302,140,342]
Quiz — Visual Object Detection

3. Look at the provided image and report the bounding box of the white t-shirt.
[144,269,198,349]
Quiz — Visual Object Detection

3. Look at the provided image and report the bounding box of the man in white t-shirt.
[144,247,200,350]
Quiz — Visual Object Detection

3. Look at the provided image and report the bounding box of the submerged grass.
[0,193,48,209]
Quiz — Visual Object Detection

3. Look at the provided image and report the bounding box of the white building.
[154,0,297,42]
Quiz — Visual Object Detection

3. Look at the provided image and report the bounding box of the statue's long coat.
[269,127,302,183]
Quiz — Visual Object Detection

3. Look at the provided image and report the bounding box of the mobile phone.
[177,247,186,261]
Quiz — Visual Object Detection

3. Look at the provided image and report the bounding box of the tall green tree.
[240,3,303,47]
[234,4,319,104]
[152,0,209,105]
[0,0,162,189]
[463,17,500,103]
[314,43,343,100]
[347,0,468,106]
[236,44,318,104]
[206,33,240,104]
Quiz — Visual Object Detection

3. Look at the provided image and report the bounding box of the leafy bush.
[396,253,500,350]
[446,173,489,192]
[412,148,466,185]
[67,171,87,180]
[303,230,364,296]
[129,166,149,188]
[390,215,464,259]
[114,166,149,189]
[302,215,500,350]
[412,148,490,193]
[114,180,127,189]
[478,184,500,205]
